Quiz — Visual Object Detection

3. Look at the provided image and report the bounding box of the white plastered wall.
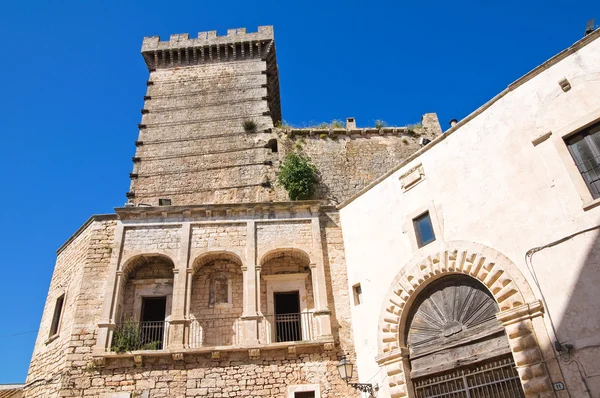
[340,33,600,397]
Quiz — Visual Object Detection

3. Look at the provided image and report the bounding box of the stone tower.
[25,26,441,398]
[130,26,281,205]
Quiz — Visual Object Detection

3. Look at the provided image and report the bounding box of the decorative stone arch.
[376,241,555,398]
[191,250,244,273]
[120,252,176,279]
[259,247,312,267]
[190,250,244,310]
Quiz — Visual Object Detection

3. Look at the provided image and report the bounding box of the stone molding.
[376,241,555,398]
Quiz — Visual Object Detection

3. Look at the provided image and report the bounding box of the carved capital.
[287,346,297,357]
[172,353,184,362]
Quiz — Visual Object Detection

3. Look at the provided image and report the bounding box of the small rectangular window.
[565,121,600,199]
[295,392,316,398]
[49,294,65,337]
[414,212,436,247]
[352,284,363,306]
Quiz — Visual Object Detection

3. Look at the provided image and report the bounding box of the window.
[352,284,363,306]
[414,212,436,247]
[49,294,65,337]
[267,138,278,153]
[287,384,320,398]
[565,122,600,199]
[295,392,315,398]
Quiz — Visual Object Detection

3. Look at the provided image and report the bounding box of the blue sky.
[0,0,597,383]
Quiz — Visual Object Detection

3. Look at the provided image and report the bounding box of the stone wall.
[57,348,359,397]
[24,204,358,397]
[26,217,117,398]
[128,25,442,207]
[130,58,276,206]
[273,118,440,204]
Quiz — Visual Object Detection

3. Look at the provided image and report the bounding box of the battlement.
[142,26,274,51]
[141,26,276,70]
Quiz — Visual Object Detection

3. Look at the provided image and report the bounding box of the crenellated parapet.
[141,26,275,70]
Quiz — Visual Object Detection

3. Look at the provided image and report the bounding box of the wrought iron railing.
[414,356,524,398]
[260,312,315,343]
[111,320,168,352]
[189,315,241,348]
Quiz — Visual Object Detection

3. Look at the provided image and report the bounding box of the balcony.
[260,312,315,344]
[110,320,169,353]
[187,312,316,349]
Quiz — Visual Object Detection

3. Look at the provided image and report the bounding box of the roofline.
[0,384,24,389]
[56,214,118,255]
[337,28,600,210]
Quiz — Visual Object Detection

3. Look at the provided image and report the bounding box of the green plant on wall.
[277,152,318,200]
[111,318,161,353]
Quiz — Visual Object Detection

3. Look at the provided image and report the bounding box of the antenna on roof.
[585,19,595,36]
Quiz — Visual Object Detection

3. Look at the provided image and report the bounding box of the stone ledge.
[93,337,335,362]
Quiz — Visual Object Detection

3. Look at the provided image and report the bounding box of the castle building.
[24,24,600,398]
[24,26,440,398]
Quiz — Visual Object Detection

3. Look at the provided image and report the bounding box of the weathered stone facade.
[129,26,440,207]
[25,25,442,398]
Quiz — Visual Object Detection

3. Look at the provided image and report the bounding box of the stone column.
[241,221,259,345]
[310,206,332,338]
[168,222,191,350]
[93,223,125,355]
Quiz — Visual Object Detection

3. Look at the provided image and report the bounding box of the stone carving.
[376,242,554,398]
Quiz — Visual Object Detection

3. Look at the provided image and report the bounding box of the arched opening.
[113,254,175,351]
[259,249,314,343]
[267,138,278,153]
[189,252,243,347]
[405,275,525,397]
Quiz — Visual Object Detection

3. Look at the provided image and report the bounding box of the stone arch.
[120,252,176,279]
[116,253,176,324]
[376,241,554,398]
[192,250,243,273]
[259,247,312,267]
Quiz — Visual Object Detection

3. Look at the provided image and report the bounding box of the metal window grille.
[565,122,600,199]
[414,356,525,398]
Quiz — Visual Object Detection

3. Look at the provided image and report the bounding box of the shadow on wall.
[527,225,600,397]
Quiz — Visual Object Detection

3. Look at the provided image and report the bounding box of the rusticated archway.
[376,241,556,398]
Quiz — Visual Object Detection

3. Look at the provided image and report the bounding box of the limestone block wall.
[256,221,313,256]
[122,226,181,257]
[24,204,357,397]
[65,348,359,397]
[191,223,247,249]
[130,59,277,206]
[271,121,439,204]
[26,217,117,398]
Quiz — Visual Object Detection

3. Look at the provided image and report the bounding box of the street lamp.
[336,355,377,396]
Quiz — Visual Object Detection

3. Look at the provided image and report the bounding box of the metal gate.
[414,356,525,398]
